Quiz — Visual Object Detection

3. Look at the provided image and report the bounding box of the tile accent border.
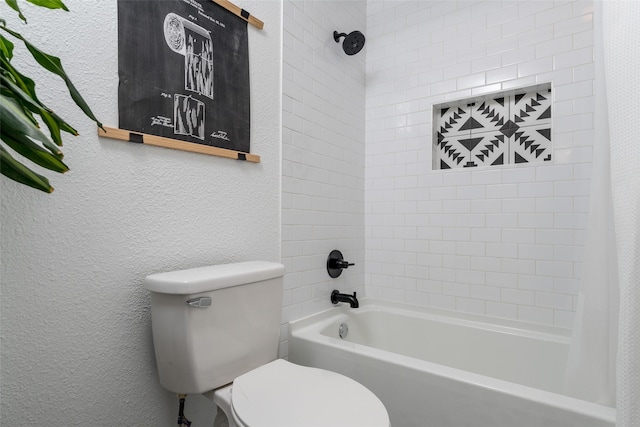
[434,84,552,170]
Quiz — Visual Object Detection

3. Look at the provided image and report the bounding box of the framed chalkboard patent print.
[103,0,262,162]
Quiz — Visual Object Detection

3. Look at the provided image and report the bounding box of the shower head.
[333,30,365,56]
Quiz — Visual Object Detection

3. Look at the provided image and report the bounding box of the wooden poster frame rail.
[98,127,260,162]
[101,0,263,163]
[212,0,264,29]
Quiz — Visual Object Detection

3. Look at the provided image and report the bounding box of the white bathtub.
[288,299,615,427]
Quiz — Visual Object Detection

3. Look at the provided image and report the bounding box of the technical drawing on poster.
[174,94,205,139]
[164,13,214,100]
[118,0,250,153]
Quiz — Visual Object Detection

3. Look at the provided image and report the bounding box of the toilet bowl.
[144,261,389,426]
[207,359,389,427]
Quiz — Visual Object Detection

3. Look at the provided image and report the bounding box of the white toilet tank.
[144,261,285,394]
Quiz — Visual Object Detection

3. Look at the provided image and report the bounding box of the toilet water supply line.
[177,394,192,426]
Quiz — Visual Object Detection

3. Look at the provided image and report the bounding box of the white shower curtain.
[564,0,618,407]
[565,1,640,425]
[603,1,640,425]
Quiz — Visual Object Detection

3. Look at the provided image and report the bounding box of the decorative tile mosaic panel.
[434,84,552,169]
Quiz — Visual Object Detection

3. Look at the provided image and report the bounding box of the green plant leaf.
[40,110,65,145]
[0,86,40,128]
[1,71,49,114]
[0,25,102,129]
[0,54,27,90]
[0,59,78,137]
[26,0,68,11]
[1,71,76,145]
[1,130,68,173]
[4,0,27,23]
[0,94,62,157]
[15,75,81,138]
[48,109,77,134]
[1,51,40,111]
[0,74,40,128]
[0,33,15,59]
[0,3,100,194]
[0,144,53,192]
[38,106,80,146]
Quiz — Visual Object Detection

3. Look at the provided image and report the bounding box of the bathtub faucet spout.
[331,290,359,308]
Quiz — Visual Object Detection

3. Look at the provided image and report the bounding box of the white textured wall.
[365,0,594,328]
[0,1,282,425]
[280,0,367,357]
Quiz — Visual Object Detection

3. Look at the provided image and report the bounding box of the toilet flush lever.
[186,297,212,308]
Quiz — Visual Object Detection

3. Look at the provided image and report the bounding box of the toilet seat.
[230,359,389,427]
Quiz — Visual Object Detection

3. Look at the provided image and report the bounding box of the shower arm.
[333,31,348,42]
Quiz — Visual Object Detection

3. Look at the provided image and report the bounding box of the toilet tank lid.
[143,261,285,294]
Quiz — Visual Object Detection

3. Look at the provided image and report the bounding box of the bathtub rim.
[292,298,572,341]
[288,298,616,425]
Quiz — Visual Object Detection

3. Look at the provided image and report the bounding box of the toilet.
[144,261,390,427]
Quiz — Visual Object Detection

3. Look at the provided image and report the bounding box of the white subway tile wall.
[365,0,593,329]
[281,0,367,357]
